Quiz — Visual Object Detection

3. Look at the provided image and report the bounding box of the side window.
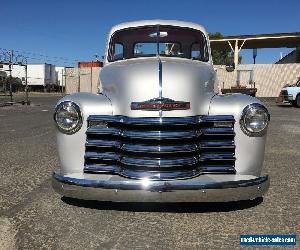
[191,42,209,61]
[114,43,124,60]
[191,43,202,60]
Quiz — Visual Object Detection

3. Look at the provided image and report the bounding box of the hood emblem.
[131,97,190,111]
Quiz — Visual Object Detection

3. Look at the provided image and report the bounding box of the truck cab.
[52,20,270,203]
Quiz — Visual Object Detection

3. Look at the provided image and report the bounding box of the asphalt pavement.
[0,95,299,249]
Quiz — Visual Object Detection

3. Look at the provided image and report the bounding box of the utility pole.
[61,69,63,95]
[64,68,67,94]
[8,50,13,102]
[90,63,93,93]
[25,64,29,105]
[77,67,80,92]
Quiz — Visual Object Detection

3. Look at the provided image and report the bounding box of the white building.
[55,66,66,87]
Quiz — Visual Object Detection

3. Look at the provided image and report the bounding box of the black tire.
[296,94,300,108]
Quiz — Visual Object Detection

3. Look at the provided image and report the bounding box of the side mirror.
[226,62,235,72]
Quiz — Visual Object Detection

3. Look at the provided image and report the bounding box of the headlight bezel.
[54,101,83,135]
[240,103,270,137]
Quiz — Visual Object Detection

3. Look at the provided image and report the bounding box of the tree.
[209,32,241,65]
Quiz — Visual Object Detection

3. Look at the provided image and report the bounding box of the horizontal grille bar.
[121,156,199,168]
[87,115,234,125]
[201,127,234,135]
[86,139,122,148]
[84,164,120,173]
[121,143,199,154]
[200,152,236,161]
[201,165,236,174]
[83,164,236,179]
[199,140,235,149]
[87,127,234,139]
[84,115,236,180]
[86,140,235,152]
[85,152,120,161]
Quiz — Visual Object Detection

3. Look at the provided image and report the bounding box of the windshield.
[108,25,209,62]
[133,42,181,57]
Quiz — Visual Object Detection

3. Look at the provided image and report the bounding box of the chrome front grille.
[84,115,236,180]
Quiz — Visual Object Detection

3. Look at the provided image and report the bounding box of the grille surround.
[84,115,236,180]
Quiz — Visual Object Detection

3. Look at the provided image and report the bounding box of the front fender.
[55,93,112,175]
[209,94,268,176]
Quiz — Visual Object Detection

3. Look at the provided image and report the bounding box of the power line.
[1,47,76,61]
[0,47,79,65]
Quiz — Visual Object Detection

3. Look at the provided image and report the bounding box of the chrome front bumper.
[52,172,269,202]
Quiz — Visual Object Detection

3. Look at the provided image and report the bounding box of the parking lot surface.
[0,95,299,249]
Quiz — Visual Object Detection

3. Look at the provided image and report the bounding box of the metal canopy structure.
[210,32,300,67]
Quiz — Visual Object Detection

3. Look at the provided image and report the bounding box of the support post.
[234,40,239,71]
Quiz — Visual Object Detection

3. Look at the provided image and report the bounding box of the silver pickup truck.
[52,20,270,203]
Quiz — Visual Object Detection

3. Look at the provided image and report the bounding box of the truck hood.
[100,57,216,117]
[283,86,300,92]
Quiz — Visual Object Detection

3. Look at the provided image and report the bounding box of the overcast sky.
[1,0,299,66]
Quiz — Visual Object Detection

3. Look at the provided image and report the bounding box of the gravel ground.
[0,95,299,249]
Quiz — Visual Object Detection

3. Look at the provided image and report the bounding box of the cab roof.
[108,20,207,37]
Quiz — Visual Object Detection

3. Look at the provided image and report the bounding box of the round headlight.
[240,103,270,137]
[54,101,82,134]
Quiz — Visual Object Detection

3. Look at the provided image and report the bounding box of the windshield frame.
[107,25,209,63]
